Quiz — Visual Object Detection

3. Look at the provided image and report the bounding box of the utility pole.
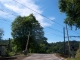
[9,38,11,52]
[63,27,65,54]
[25,32,30,55]
[66,24,71,57]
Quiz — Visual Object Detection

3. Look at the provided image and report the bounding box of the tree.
[11,14,47,52]
[59,0,80,29]
[0,28,4,41]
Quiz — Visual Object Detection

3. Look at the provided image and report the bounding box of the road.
[23,54,64,60]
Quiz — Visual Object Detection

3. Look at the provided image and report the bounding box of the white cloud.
[0,0,55,27]
[50,17,55,20]
[4,4,19,12]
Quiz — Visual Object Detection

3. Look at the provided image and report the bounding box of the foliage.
[5,49,15,57]
[47,42,64,53]
[47,41,79,54]
[1,39,80,55]
[75,48,80,58]
[67,58,80,60]
[11,14,47,52]
[39,44,46,53]
[59,0,80,29]
[9,52,15,56]
[12,43,17,53]
[5,50,10,57]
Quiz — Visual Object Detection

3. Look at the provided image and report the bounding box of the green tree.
[11,14,47,52]
[59,0,80,29]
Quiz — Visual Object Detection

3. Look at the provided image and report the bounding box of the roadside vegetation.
[0,39,80,56]
[66,49,80,60]
[67,58,80,60]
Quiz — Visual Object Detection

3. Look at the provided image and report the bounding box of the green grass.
[67,58,80,60]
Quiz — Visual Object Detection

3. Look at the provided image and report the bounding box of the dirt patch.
[0,55,27,60]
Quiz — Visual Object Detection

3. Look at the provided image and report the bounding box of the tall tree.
[11,14,47,52]
[59,0,80,29]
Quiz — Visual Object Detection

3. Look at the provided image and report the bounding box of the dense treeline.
[0,40,80,54]
[48,41,80,54]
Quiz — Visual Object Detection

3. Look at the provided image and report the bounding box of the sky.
[0,0,80,43]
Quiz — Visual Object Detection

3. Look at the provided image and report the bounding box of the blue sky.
[0,0,80,43]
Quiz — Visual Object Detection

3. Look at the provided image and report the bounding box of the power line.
[64,25,80,36]
[0,0,64,35]
[69,30,80,35]
[0,0,80,36]
[0,10,64,36]
[12,0,65,38]
[0,9,63,35]
[69,36,80,38]
[0,0,64,28]
[13,0,64,27]
[65,22,80,35]
[46,31,63,37]
[0,9,17,17]
[0,0,63,28]
[48,27,63,34]
[0,19,11,25]
[0,16,63,37]
[13,0,80,37]
[0,17,11,23]
[0,16,12,25]
[45,27,63,38]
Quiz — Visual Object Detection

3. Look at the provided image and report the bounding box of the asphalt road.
[23,54,64,60]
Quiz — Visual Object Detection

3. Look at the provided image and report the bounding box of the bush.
[5,50,10,57]
[75,48,80,58]
[5,50,15,57]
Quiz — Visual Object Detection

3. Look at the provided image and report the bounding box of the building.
[0,45,7,56]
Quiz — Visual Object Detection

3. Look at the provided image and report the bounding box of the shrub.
[75,49,80,58]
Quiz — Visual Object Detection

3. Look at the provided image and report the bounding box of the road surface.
[23,54,64,60]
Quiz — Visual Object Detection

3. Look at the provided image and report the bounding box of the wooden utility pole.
[63,27,65,54]
[66,24,71,57]
[25,32,30,55]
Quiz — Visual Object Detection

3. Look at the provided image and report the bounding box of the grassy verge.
[67,58,80,60]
